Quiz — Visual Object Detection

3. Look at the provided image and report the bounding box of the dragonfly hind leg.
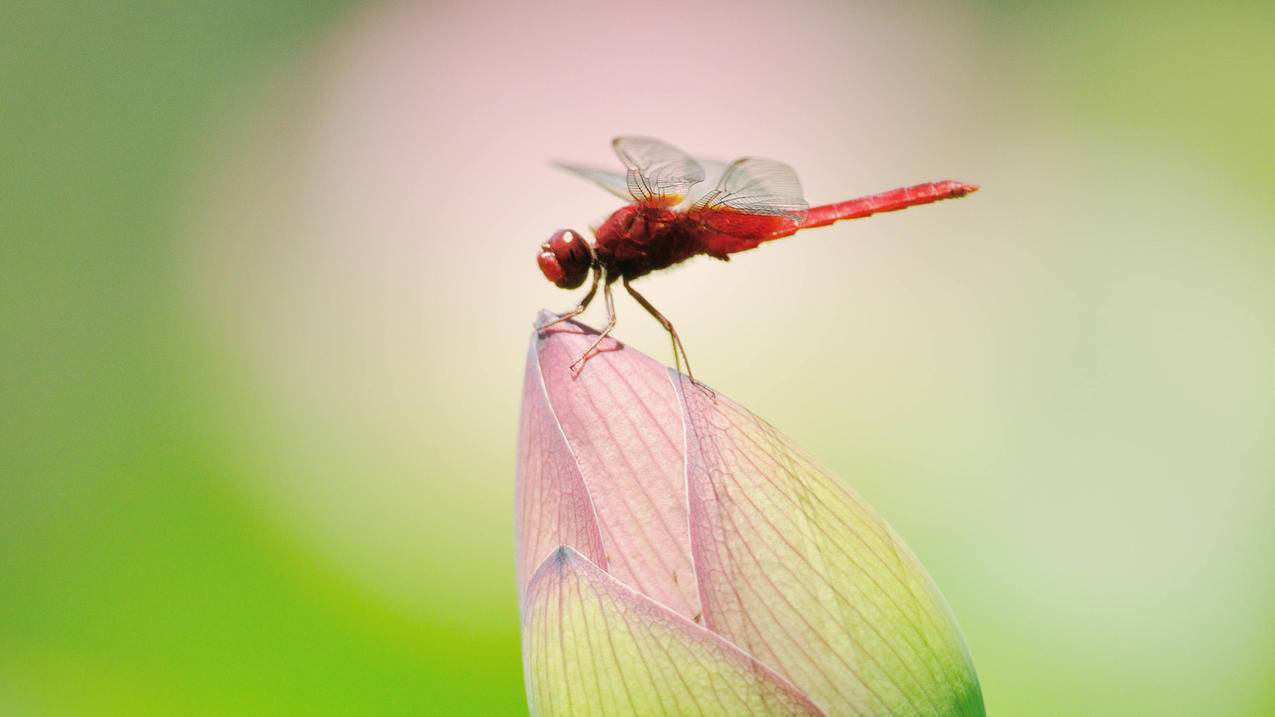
[622,278,700,385]
[569,279,616,374]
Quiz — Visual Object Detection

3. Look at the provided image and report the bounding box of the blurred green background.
[4,1,1273,715]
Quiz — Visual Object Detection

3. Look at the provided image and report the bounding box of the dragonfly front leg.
[622,278,699,385]
[537,265,601,333]
[569,279,616,375]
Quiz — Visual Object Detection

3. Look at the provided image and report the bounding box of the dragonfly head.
[538,229,592,289]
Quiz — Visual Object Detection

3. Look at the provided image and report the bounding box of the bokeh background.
[5,1,1273,714]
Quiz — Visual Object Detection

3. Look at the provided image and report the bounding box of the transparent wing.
[553,162,632,202]
[682,158,731,207]
[693,156,809,221]
[687,157,809,250]
[612,136,705,207]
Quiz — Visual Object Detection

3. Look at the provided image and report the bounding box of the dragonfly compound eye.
[538,229,590,289]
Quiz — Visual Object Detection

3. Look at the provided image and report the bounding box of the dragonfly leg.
[622,278,703,388]
[569,279,616,375]
[537,265,601,333]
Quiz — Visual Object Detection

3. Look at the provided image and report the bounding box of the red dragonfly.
[537,136,977,378]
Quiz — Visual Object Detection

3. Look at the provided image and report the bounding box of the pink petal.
[517,313,700,620]
[515,339,609,594]
[676,379,984,716]
[522,546,826,717]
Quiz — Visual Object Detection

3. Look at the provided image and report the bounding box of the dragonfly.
[537,136,977,379]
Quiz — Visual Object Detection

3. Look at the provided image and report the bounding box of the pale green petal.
[522,546,826,717]
[676,378,984,716]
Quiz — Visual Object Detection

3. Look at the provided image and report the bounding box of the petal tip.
[527,544,585,589]
[550,544,574,565]
[534,308,559,326]
[530,309,596,351]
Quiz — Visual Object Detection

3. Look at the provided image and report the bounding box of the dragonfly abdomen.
[802,180,978,229]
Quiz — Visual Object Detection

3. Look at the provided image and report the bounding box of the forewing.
[612,136,705,207]
[522,546,826,717]
[675,376,986,717]
[553,162,632,202]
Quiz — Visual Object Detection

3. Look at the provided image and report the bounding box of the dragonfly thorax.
[594,205,702,281]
